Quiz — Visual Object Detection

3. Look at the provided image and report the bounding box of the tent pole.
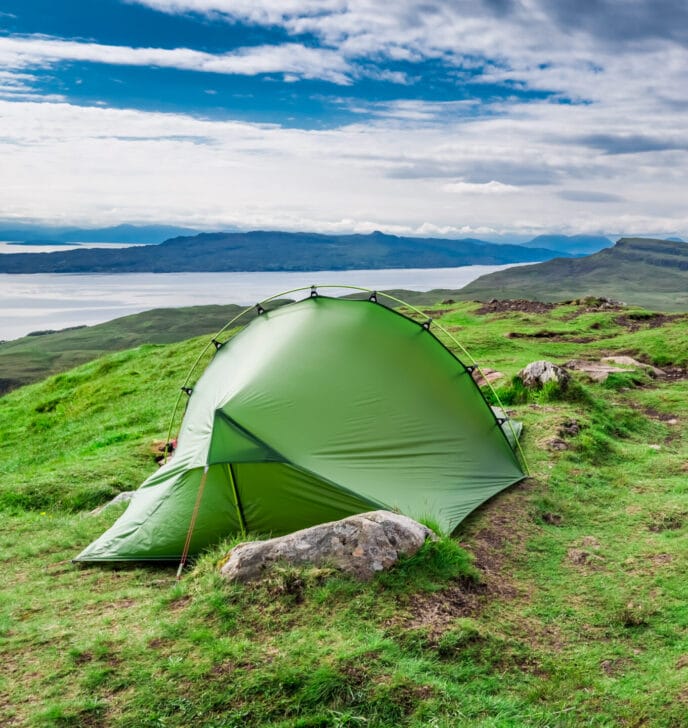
[227,463,247,538]
[176,463,210,581]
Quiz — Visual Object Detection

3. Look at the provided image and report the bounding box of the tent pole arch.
[163,285,530,476]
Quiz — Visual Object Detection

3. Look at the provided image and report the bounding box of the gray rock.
[220,511,436,583]
[518,360,571,389]
[601,356,665,378]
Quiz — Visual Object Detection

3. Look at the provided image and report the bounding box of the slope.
[1,297,687,726]
[459,237,688,310]
[0,300,289,394]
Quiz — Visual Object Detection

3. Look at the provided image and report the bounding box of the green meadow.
[1,298,687,727]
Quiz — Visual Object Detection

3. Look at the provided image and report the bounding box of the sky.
[0,0,687,240]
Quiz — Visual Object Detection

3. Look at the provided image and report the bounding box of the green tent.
[76,295,525,562]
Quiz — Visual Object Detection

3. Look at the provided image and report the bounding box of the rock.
[220,511,436,583]
[471,367,504,387]
[601,356,665,378]
[563,359,633,382]
[518,360,571,389]
[90,491,135,515]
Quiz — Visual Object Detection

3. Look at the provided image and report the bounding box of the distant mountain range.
[459,237,688,311]
[0,230,571,273]
[0,223,200,244]
[518,234,613,255]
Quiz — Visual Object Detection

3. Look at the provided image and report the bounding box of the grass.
[458,238,688,311]
[1,297,687,726]
[0,301,293,395]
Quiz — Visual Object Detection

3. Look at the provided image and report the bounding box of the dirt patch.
[506,330,598,343]
[648,513,685,532]
[642,407,679,423]
[662,366,688,381]
[475,299,557,315]
[567,548,604,567]
[168,594,192,611]
[546,438,569,451]
[421,308,453,319]
[147,637,171,649]
[676,655,688,669]
[402,580,487,635]
[600,657,631,676]
[390,479,536,637]
[542,512,563,526]
[613,312,686,332]
[558,419,582,437]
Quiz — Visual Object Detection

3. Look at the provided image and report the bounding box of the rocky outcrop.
[564,356,665,383]
[220,511,436,583]
[518,360,571,389]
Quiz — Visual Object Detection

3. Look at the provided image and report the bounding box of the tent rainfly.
[76,294,526,563]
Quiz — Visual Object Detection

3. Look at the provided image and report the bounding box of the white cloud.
[0,2,687,237]
[443,180,520,195]
[1,98,687,239]
[0,35,354,86]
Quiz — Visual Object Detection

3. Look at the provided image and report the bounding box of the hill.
[0,230,566,273]
[459,237,688,311]
[1,297,686,725]
[0,222,200,244]
[0,300,293,395]
[520,234,613,255]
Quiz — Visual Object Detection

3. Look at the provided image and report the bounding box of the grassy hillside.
[1,298,687,726]
[0,301,292,394]
[460,238,688,311]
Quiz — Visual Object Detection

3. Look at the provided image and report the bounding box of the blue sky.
[1,0,687,238]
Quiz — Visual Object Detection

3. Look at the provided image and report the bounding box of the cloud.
[1,2,687,238]
[576,133,688,155]
[0,35,354,86]
[1,96,685,238]
[443,180,519,195]
[558,190,625,203]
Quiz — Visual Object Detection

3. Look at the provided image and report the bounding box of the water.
[0,265,519,341]
[0,241,144,255]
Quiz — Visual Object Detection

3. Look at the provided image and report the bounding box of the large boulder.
[220,511,435,583]
[518,360,571,389]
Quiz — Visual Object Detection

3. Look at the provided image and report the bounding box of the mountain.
[0,230,567,274]
[0,223,200,244]
[519,234,613,255]
[458,237,688,311]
